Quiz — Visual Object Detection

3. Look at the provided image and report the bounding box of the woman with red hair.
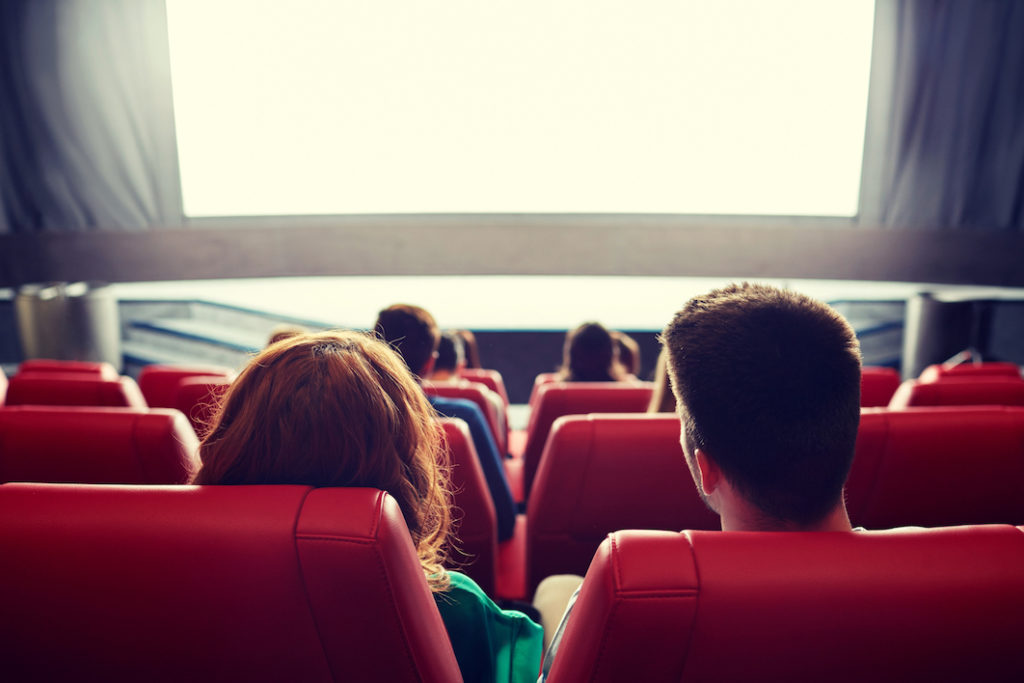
[193,330,542,682]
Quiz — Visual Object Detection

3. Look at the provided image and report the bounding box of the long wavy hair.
[192,330,451,591]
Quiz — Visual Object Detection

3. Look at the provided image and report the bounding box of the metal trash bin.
[15,282,122,371]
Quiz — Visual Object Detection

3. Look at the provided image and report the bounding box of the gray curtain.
[0,0,183,233]
[860,0,1024,231]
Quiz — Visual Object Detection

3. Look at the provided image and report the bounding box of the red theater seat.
[17,359,119,379]
[527,372,559,408]
[521,382,653,499]
[5,372,147,409]
[860,366,901,407]
[919,361,1021,383]
[889,376,1024,408]
[0,406,199,484]
[547,526,1024,683]
[846,407,1024,528]
[0,484,461,682]
[439,418,499,596]
[174,376,232,438]
[137,363,236,409]
[525,414,718,597]
[459,368,510,408]
[424,380,507,454]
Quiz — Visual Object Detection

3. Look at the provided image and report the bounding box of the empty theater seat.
[0,406,199,485]
[439,418,499,596]
[521,382,653,499]
[889,376,1024,408]
[525,414,718,597]
[174,376,232,437]
[527,372,559,408]
[459,368,510,408]
[919,361,1022,383]
[547,526,1024,683]
[5,372,147,409]
[0,484,461,682]
[17,359,120,379]
[860,366,901,407]
[137,364,236,409]
[846,407,1024,528]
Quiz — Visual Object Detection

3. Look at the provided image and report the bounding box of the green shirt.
[434,571,544,683]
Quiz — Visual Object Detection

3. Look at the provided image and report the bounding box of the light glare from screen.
[166,1,876,217]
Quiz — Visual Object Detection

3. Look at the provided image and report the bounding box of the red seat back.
[0,484,461,682]
[459,368,510,408]
[548,526,1024,683]
[522,382,653,498]
[847,407,1024,528]
[137,364,235,409]
[919,362,1021,383]
[860,366,901,407]
[5,372,147,409]
[527,372,559,408]
[18,359,119,379]
[424,380,507,454]
[175,376,232,438]
[0,406,199,485]
[889,377,1024,408]
[439,418,498,595]
[527,414,718,596]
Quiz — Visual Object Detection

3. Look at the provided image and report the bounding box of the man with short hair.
[537,283,862,678]
[375,304,517,541]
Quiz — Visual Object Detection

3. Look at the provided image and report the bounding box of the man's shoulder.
[429,394,485,420]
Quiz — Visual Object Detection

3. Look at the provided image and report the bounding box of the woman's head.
[559,322,621,382]
[193,330,450,589]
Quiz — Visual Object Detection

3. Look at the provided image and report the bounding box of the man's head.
[661,283,862,528]
[434,331,466,375]
[374,304,440,377]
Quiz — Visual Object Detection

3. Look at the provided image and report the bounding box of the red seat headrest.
[549,526,1024,682]
[847,406,1024,528]
[137,364,235,409]
[5,372,147,409]
[0,484,461,682]
[889,377,1024,408]
[0,406,199,484]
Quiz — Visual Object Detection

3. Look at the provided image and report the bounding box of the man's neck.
[719,500,853,532]
[429,370,457,382]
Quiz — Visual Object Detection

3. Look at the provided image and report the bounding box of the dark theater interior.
[1,1,1023,681]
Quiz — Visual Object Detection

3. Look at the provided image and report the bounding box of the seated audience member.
[611,330,641,378]
[555,322,627,382]
[646,347,676,413]
[455,329,483,369]
[430,331,468,382]
[192,331,542,682]
[376,305,517,542]
[538,283,863,678]
[430,331,507,439]
[266,323,308,346]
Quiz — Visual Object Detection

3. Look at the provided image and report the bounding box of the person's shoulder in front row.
[435,571,544,683]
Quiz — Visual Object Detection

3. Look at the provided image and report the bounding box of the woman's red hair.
[193,330,451,591]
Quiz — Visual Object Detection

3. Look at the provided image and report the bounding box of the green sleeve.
[434,571,544,683]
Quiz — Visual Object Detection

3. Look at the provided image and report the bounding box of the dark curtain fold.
[861,0,1024,231]
[0,0,183,233]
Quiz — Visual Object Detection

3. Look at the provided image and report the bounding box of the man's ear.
[420,353,437,378]
[694,448,722,497]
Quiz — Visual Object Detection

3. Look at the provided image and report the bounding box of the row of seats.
[1,482,1021,681]
[5,403,1023,601]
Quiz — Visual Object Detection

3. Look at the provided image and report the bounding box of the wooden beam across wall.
[1,216,1022,287]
